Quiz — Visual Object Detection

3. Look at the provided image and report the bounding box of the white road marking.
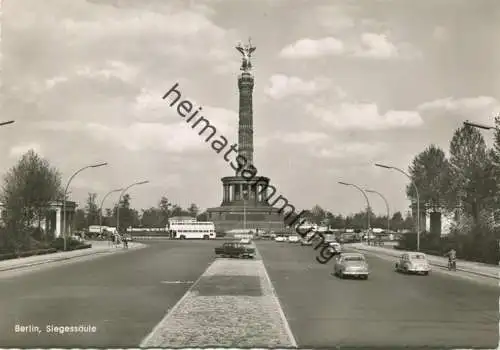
[160,281,194,284]
[140,271,207,347]
[260,255,298,348]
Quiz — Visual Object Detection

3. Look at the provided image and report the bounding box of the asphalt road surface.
[0,240,219,348]
[257,241,499,349]
[1,239,498,348]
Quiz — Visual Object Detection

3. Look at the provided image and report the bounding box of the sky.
[1,0,499,216]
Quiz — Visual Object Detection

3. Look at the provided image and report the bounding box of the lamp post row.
[337,118,497,251]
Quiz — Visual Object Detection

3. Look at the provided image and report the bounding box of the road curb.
[352,246,499,280]
[0,244,146,272]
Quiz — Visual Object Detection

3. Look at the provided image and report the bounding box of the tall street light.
[0,120,14,127]
[365,189,390,233]
[116,180,149,234]
[99,188,123,237]
[338,181,371,244]
[375,163,421,251]
[63,162,108,251]
[463,120,495,130]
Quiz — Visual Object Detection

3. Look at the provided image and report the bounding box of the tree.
[448,125,496,225]
[0,150,63,249]
[407,145,451,211]
[187,203,199,218]
[390,211,404,232]
[85,193,99,226]
[141,207,163,228]
[310,205,326,224]
[158,196,172,225]
[73,209,87,231]
[197,211,209,221]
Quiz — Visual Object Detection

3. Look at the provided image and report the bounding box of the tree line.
[297,204,414,232]
[74,193,201,231]
[400,119,500,264]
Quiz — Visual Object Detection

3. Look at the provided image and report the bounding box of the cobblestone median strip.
[140,258,297,348]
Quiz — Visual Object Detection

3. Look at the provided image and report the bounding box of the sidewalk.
[348,242,499,279]
[0,240,145,272]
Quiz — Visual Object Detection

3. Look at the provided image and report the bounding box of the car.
[333,253,369,279]
[240,238,251,244]
[300,237,313,245]
[288,235,300,243]
[395,252,430,275]
[214,242,255,258]
[328,241,342,252]
[274,235,285,242]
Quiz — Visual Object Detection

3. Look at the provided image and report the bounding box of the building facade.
[0,200,77,238]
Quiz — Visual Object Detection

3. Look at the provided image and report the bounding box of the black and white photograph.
[0,0,499,348]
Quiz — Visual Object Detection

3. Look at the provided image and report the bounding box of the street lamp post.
[0,120,15,127]
[116,181,149,234]
[99,188,123,237]
[375,163,421,251]
[338,181,371,244]
[463,120,495,130]
[366,189,391,234]
[63,162,108,251]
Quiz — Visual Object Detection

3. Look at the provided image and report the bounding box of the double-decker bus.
[167,218,216,239]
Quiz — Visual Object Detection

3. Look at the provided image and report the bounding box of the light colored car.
[274,235,285,242]
[334,253,369,279]
[288,235,300,243]
[395,252,430,275]
[328,241,342,253]
[300,237,312,245]
[240,238,251,244]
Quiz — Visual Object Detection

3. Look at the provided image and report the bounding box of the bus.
[167,218,216,239]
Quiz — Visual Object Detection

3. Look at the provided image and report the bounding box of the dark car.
[214,242,255,259]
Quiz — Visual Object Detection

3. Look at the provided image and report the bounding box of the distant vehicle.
[70,235,84,243]
[274,235,285,242]
[214,242,255,258]
[288,235,300,243]
[395,252,430,275]
[168,219,216,239]
[334,253,369,279]
[122,233,133,242]
[240,238,251,244]
[88,225,116,235]
[327,242,342,255]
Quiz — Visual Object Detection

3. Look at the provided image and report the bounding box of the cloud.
[306,102,423,130]
[432,26,448,41]
[353,33,398,59]
[280,37,345,59]
[418,96,499,112]
[31,105,238,153]
[272,131,329,144]
[9,143,43,158]
[312,142,388,159]
[264,75,331,99]
[281,33,420,60]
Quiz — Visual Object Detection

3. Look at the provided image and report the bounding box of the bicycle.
[447,259,456,271]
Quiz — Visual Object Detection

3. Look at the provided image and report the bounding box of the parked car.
[240,238,251,244]
[333,253,369,279]
[274,235,285,242]
[395,252,430,275]
[288,235,300,243]
[214,242,255,259]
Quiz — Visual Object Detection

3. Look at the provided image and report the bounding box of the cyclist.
[445,248,457,271]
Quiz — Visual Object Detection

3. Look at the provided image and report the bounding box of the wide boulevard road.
[258,241,499,349]
[0,240,498,348]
